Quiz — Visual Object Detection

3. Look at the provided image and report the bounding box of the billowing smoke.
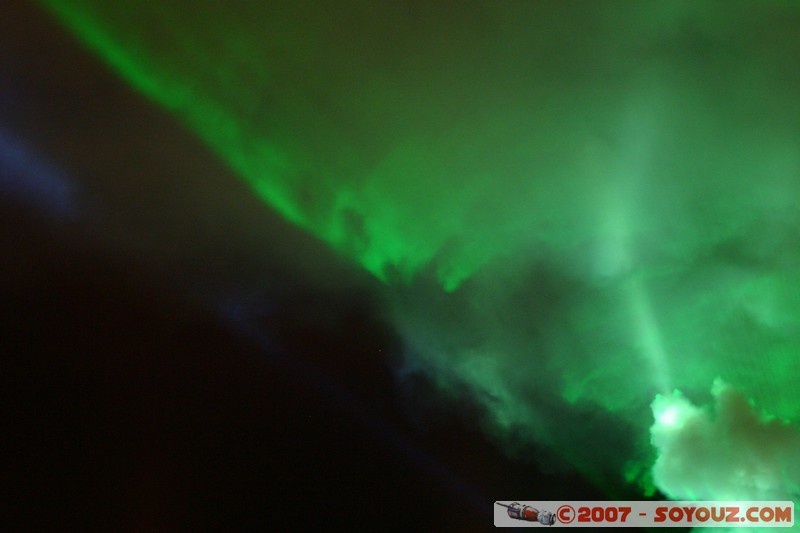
[651,379,800,501]
[651,380,800,531]
[36,0,800,503]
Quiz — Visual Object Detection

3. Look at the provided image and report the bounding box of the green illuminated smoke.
[651,379,800,502]
[40,0,800,500]
[650,380,800,532]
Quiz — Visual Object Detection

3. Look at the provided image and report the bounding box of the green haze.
[39,0,800,502]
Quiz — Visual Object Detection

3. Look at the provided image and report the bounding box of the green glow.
[39,0,800,502]
[36,0,521,288]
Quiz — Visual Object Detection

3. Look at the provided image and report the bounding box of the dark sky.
[1,2,627,530]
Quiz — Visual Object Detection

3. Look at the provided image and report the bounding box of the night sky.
[4,1,800,531]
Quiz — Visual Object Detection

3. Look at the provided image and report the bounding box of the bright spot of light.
[658,405,680,427]
[651,389,696,434]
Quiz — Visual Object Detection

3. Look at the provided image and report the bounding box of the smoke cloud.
[651,379,800,531]
[652,379,800,501]
[36,0,800,504]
